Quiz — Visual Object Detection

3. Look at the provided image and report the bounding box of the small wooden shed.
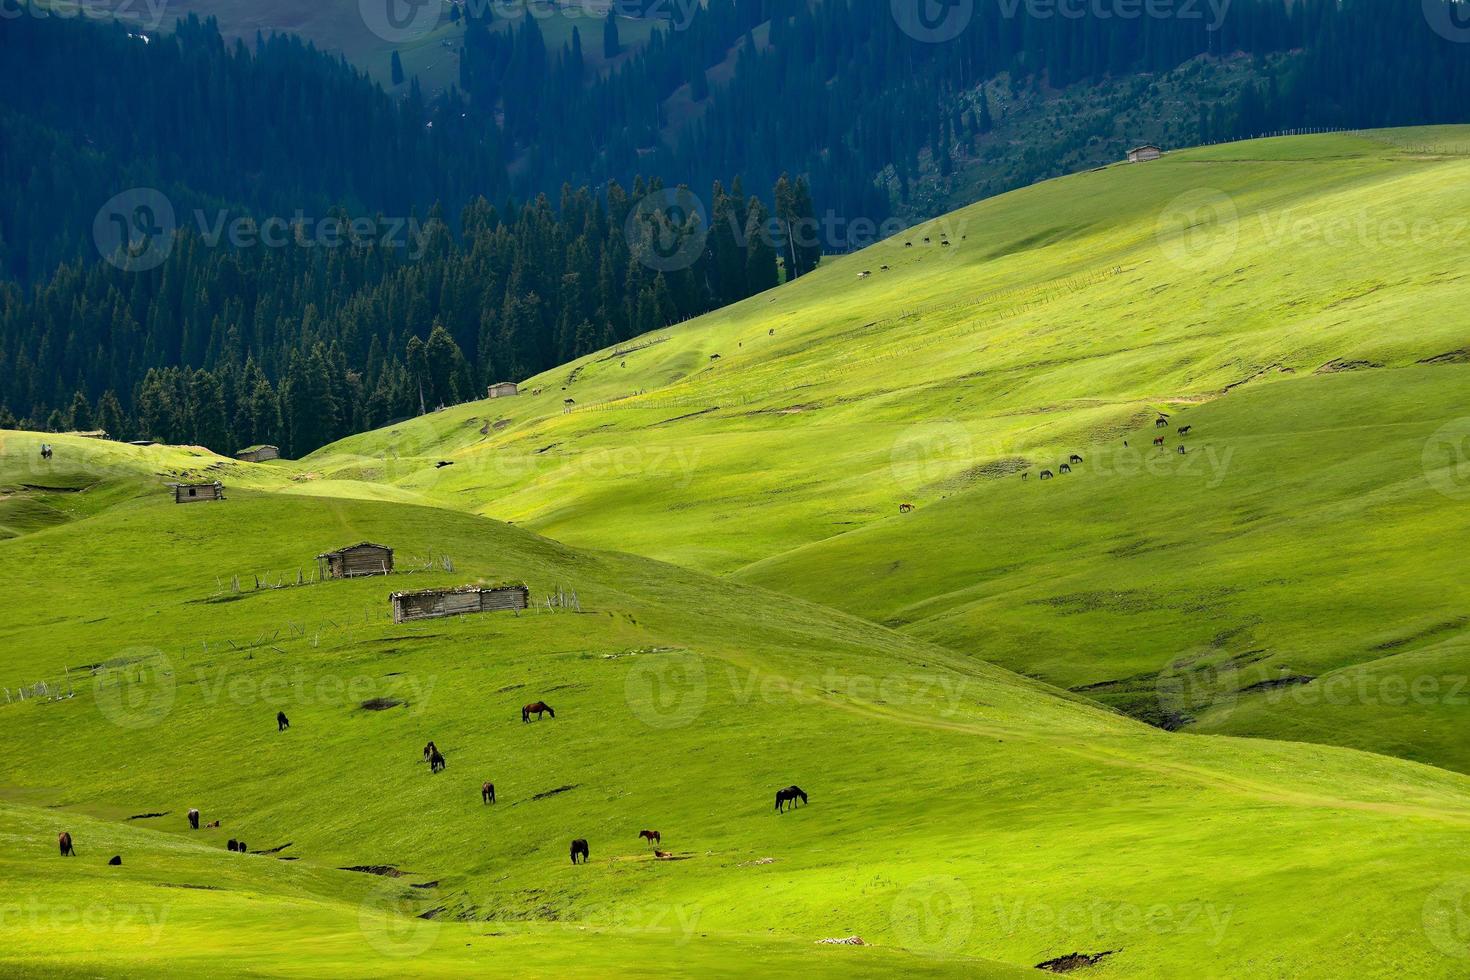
[317,542,394,579]
[487,381,519,399]
[1127,144,1162,163]
[390,584,529,623]
[172,481,224,503]
[234,445,280,462]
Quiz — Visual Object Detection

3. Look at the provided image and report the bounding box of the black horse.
[429,749,446,774]
[482,781,496,804]
[1039,470,1054,480]
[277,710,290,731]
[188,808,200,830]
[58,831,76,857]
[570,838,590,864]
[423,740,438,763]
[1069,454,1083,464]
[775,786,808,812]
[108,855,122,866]
[1059,463,1071,474]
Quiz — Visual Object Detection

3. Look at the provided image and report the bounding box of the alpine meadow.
[3,0,1470,977]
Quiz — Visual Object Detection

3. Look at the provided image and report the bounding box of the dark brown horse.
[58,831,76,857]
[1039,470,1054,480]
[775,786,808,812]
[429,749,446,773]
[1155,417,1168,427]
[639,830,661,845]
[899,502,914,513]
[277,710,290,731]
[570,839,590,864]
[1153,436,1166,447]
[188,808,200,830]
[522,702,555,722]
[1177,425,1192,435]
[482,782,496,804]
[422,740,438,763]
[228,839,239,852]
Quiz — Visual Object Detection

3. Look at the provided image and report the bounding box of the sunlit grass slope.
[5,439,1470,975]
[306,127,1470,769]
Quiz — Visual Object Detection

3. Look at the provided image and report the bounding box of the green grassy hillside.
[304,127,1470,772]
[6,434,1470,975]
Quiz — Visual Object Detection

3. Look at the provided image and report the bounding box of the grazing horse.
[1059,463,1071,474]
[1069,454,1083,464]
[205,820,220,829]
[423,741,438,763]
[1155,417,1168,428]
[227,839,239,852]
[482,782,496,804]
[1039,470,1054,480]
[1022,472,1029,481]
[277,710,290,731]
[904,241,913,247]
[1177,444,1187,455]
[639,830,661,845]
[1177,425,1192,435]
[1153,436,1166,447]
[429,749,447,774]
[108,855,122,866]
[899,502,914,513]
[570,839,590,864]
[58,831,76,857]
[522,702,555,723]
[237,841,247,853]
[188,809,200,830]
[775,786,808,812]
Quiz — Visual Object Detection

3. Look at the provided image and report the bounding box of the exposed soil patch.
[340,865,408,877]
[1037,950,1116,972]
[655,406,720,426]
[1372,616,1469,651]
[156,882,221,891]
[528,784,579,802]
[127,811,169,820]
[360,697,406,711]
[1240,675,1315,693]
[19,483,87,493]
[411,880,440,889]
[1419,349,1470,365]
[1315,358,1383,374]
[255,842,293,854]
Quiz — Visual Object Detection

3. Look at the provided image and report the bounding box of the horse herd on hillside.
[897,414,1199,513]
[53,699,809,868]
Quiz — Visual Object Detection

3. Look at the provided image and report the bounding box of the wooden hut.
[234,445,280,462]
[1127,144,1162,163]
[390,584,529,623]
[172,481,224,503]
[487,381,519,399]
[317,542,394,579]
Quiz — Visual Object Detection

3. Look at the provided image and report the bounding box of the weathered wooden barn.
[172,481,224,503]
[390,584,529,623]
[234,445,280,462]
[317,542,394,579]
[487,381,519,399]
[1127,144,1162,163]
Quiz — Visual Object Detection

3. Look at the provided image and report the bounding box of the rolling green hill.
[6,126,1470,976]
[6,431,1470,976]
[303,126,1470,774]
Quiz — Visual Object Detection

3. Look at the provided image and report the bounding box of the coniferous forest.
[2,0,1468,454]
